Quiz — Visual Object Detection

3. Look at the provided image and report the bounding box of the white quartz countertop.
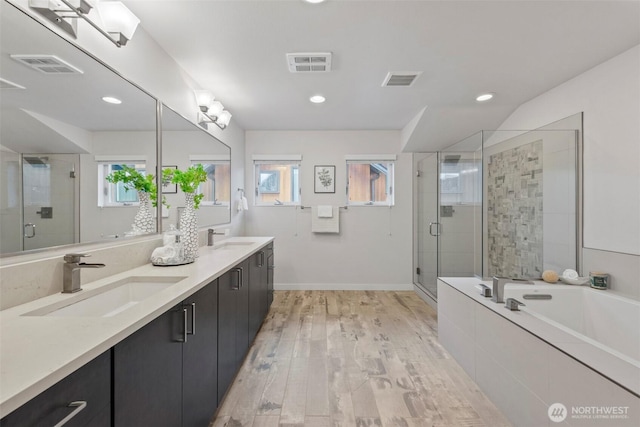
[0,236,274,417]
[438,277,640,397]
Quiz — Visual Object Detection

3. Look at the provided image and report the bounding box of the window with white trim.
[97,162,147,207]
[253,156,301,206]
[190,160,231,206]
[439,159,481,205]
[346,157,395,206]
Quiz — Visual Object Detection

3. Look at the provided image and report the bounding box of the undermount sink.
[24,276,186,318]
[213,241,256,250]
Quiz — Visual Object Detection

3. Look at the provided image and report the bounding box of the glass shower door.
[438,147,483,279]
[22,154,78,251]
[416,153,439,298]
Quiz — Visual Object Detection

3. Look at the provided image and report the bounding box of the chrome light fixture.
[194,90,233,130]
[29,0,140,48]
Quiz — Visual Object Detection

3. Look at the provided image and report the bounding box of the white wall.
[245,131,413,290]
[496,45,640,298]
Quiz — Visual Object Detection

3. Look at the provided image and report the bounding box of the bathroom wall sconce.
[194,90,233,130]
[29,0,140,48]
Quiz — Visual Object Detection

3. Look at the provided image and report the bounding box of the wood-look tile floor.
[211,291,511,427]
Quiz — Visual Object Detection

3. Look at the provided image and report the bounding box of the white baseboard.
[274,283,414,291]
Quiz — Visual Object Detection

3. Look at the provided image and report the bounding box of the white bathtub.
[504,284,640,366]
[438,278,640,426]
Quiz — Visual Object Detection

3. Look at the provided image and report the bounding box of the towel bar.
[300,206,348,210]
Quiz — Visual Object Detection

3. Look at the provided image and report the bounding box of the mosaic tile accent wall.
[487,140,543,278]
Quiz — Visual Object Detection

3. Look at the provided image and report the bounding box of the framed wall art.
[162,165,177,194]
[314,165,335,193]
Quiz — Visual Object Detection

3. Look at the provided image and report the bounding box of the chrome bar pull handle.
[232,268,241,290]
[428,222,441,236]
[182,307,188,342]
[190,302,196,335]
[24,223,36,238]
[53,401,87,427]
[239,267,244,288]
[258,251,265,267]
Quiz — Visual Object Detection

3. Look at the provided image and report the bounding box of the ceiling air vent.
[286,52,332,73]
[382,71,422,87]
[10,55,83,75]
[0,77,26,90]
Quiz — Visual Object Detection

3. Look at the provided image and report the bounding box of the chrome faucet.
[491,276,534,303]
[207,228,225,246]
[62,254,105,293]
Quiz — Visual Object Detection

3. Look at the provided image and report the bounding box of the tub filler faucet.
[491,276,534,304]
[63,253,105,293]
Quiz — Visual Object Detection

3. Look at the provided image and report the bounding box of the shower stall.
[414,114,581,302]
[0,152,79,254]
[415,133,483,299]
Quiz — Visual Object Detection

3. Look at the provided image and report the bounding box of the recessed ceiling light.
[476,93,494,102]
[310,95,326,104]
[102,96,122,104]
[305,0,326,4]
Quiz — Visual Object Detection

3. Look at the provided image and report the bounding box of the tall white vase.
[180,192,198,262]
[132,191,155,234]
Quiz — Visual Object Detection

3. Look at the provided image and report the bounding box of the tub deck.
[440,278,640,397]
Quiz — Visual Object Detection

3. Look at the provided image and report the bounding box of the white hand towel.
[312,207,339,233]
[242,196,249,210]
[237,199,243,212]
[317,205,333,218]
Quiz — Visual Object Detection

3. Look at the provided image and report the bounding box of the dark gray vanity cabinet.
[113,280,219,427]
[266,243,275,307]
[182,279,219,427]
[113,303,184,427]
[0,350,111,427]
[249,244,273,342]
[217,260,249,404]
[2,244,274,427]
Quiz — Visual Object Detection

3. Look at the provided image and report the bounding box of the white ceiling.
[124,0,640,151]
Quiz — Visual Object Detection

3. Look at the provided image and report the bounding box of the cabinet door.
[248,250,267,343]
[113,305,184,427]
[236,259,250,363]
[0,351,111,427]
[217,266,241,404]
[182,280,219,427]
[266,245,275,307]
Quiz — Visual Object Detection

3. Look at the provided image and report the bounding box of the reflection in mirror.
[161,105,231,231]
[0,3,158,255]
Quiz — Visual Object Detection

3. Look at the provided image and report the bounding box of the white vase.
[132,191,155,234]
[180,192,198,262]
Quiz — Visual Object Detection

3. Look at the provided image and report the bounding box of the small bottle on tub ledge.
[589,272,609,290]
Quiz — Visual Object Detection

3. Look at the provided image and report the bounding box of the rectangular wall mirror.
[0,3,158,256]
[161,105,231,231]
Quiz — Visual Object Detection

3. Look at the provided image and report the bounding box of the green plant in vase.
[163,164,207,208]
[164,164,208,261]
[106,165,162,234]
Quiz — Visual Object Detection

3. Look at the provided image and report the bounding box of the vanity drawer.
[0,351,111,427]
